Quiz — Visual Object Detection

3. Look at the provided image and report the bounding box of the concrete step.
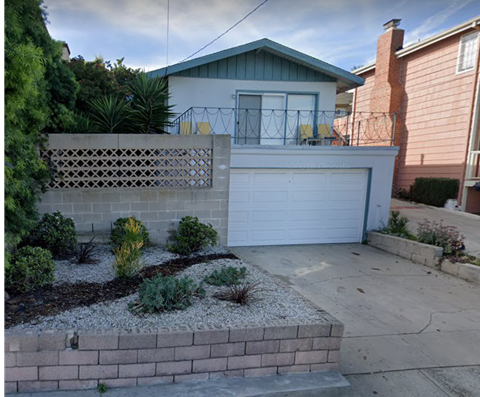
[10,372,350,397]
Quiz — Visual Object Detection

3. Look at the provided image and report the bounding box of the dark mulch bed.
[5,252,237,329]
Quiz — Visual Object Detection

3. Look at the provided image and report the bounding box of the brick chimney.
[370,19,404,113]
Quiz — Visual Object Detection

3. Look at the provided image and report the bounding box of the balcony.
[170,108,397,147]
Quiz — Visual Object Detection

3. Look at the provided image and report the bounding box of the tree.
[12,1,79,134]
[4,0,77,258]
[67,56,140,115]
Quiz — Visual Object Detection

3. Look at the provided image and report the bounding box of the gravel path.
[15,253,322,331]
[54,244,229,285]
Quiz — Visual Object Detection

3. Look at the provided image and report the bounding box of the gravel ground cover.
[10,245,323,331]
[54,245,229,285]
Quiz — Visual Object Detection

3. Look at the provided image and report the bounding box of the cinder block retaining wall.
[367,232,443,267]
[37,134,231,246]
[5,319,344,393]
[368,232,480,284]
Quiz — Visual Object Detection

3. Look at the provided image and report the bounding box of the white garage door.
[228,169,369,247]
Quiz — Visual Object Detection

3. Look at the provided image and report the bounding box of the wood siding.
[355,30,477,190]
[173,49,337,82]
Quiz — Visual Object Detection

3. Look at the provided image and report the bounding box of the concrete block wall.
[5,319,344,393]
[37,134,231,246]
[367,231,443,267]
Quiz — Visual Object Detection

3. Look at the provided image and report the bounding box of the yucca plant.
[89,95,131,133]
[128,74,174,134]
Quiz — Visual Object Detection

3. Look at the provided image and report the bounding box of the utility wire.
[166,0,170,66]
[180,0,269,63]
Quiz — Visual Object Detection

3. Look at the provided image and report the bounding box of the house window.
[457,32,479,74]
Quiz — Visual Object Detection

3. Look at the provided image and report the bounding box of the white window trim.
[456,31,479,75]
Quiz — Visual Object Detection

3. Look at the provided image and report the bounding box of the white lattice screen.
[42,148,213,189]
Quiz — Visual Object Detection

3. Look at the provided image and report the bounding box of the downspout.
[459,25,480,210]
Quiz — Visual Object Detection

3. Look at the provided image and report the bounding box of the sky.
[44,0,480,73]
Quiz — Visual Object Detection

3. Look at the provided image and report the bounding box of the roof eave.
[149,38,363,87]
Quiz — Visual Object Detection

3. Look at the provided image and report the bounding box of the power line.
[180,0,269,63]
[166,0,170,66]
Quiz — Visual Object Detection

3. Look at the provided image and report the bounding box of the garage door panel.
[252,191,288,203]
[230,172,250,187]
[229,211,249,223]
[289,209,329,220]
[326,209,364,220]
[291,191,327,202]
[253,172,289,184]
[291,172,327,184]
[230,191,250,203]
[228,169,368,247]
[228,231,248,244]
[252,211,287,222]
[251,230,287,242]
[330,171,367,183]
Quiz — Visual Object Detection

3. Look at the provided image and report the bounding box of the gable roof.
[149,38,364,92]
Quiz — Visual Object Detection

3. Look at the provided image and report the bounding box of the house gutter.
[459,27,480,210]
[396,17,480,58]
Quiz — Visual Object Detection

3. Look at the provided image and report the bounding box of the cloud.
[404,0,475,44]
[43,0,480,72]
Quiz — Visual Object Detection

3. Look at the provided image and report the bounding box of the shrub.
[166,216,218,256]
[112,218,144,279]
[213,282,261,306]
[110,217,149,249]
[130,274,205,314]
[410,178,459,207]
[416,219,465,255]
[204,266,247,286]
[6,246,55,293]
[113,242,143,279]
[31,211,77,258]
[381,211,416,240]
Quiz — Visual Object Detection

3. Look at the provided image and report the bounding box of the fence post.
[357,121,361,146]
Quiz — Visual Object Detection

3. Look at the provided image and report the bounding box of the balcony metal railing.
[170,107,396,147]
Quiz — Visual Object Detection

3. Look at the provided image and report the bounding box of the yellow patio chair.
[196,122,211,135]
[299,124,313,140]
[317,124,331,138]
[180,121,192,135]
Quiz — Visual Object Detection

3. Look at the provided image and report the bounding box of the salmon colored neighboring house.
[351,16,480,214]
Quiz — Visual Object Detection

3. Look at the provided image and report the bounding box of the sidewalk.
[391,198,480,257]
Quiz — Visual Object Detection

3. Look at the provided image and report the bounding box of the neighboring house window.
[457,32,479,73]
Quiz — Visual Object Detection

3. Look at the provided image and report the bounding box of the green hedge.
[410,177,459,207]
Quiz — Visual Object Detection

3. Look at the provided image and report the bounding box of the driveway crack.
[417,308,480,334]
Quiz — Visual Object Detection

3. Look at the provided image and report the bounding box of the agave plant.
[89,96,131,133]
[128,74,174,134]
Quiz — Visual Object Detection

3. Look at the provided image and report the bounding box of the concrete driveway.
[231,243,480,397]
[391,198,480,257]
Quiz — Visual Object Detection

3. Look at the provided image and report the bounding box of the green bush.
[410,178,459,207]
[110,217,150,249]
[130,275,205,314]
[204,266,247,286]
[6,246,55,293]
[166,216,218,256]
[31,211,77,258]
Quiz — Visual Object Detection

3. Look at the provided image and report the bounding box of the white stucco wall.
[230,146,399,233]
[169,76,337,116]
